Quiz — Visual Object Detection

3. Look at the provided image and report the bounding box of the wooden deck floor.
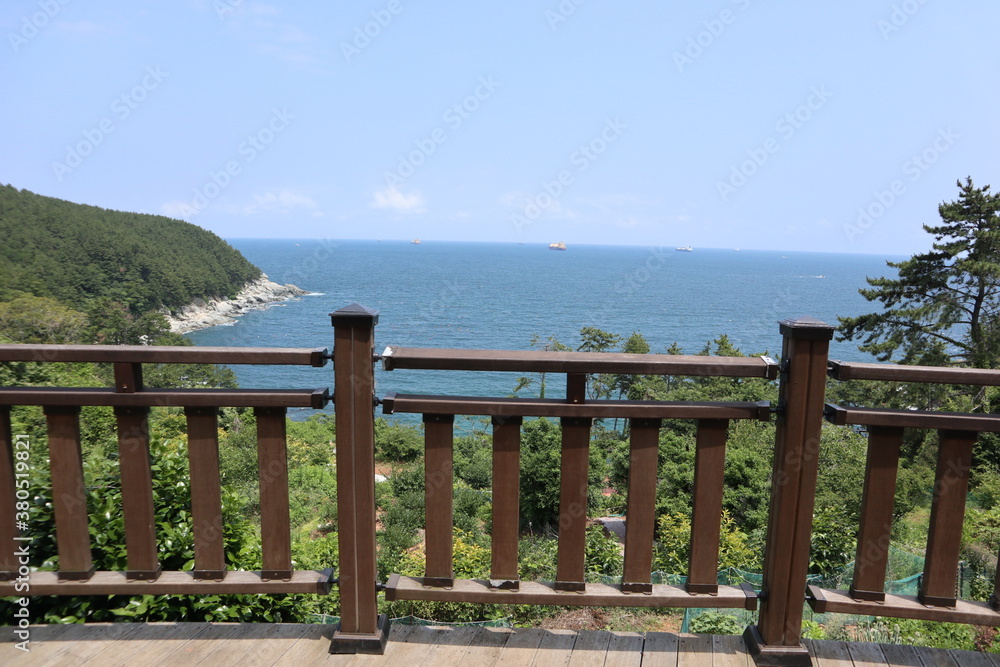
[3,623,999,666]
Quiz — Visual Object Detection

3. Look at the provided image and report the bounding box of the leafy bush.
[375,418,423,462]
[689,611,743,635]
[0,437,310,623]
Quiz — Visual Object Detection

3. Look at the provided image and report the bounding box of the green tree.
[839,177,1000,367]
[0,294,87,343]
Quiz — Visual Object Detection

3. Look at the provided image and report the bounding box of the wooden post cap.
[778,316,834,340]
[330,303,379,327]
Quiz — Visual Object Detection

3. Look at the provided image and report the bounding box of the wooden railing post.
[329,303,389,655]
[745,316,832,667]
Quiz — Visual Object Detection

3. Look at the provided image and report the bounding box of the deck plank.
[878,643,925,667]
[847,641,890,666]
[713,634,751,667]
[491,627,545,667]
[604,631,644,667]
[460,626,512,667]
[414,625,478,666]
[947,649,995,667]
[915,645,959,667]
[268,624,341,666]
[641,631,679,666]
[569,629,612,667]
[806,639,855,667]
[5,623,997,666]
[676,633,714,667]
[348,623,418,667]
[2,623,144,666]
[532,628,577,667]
[92,622,213,667]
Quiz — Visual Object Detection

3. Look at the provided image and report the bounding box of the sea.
[186,240,902,421]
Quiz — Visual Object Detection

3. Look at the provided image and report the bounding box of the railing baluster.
[424,413,455,587]
[920,429,975,607]
[622,417,660,594]
[850,426,903,602]
[0,406,15,580]
[44,405,94,581]
[186,406,226,579]
[256,406,292,581]
[490,415,521,588]
[114,406,160,581]
[688,418,729,595]
[330,304,388,654]
[555,416,591,591]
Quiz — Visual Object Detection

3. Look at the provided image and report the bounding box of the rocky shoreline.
[164,274,309,334]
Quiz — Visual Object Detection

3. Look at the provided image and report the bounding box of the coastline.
[164,274,308,334]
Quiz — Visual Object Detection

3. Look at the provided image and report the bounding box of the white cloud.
[242,189,319,215]
[371,186,425,213]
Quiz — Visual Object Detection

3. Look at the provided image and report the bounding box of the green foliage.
[287,465,338,528]
[519,418,606,529]
[809,506,856,576]
[0,184,261,313]
[801,620,826,640]
[880,618,976,651]
[453,431,493,489]
[653,511,756,575]
[584,525,624,576]
[839,177,1000,368]
[688,611,743,635]
[374,417,423,462]
[0,294,87,343]
[0,437,306,623]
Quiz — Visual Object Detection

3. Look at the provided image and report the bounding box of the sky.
[1,1,998,255]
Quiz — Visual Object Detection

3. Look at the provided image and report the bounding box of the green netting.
[310,614,512,627]
[682,544,932,632]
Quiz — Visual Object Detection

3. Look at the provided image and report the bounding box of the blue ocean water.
[187,240,901,418]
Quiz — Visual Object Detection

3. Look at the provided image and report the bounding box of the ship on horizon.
[548,241,567,251]
[676,245,693,252]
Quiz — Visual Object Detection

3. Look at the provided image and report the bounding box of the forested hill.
[0,184,260,312]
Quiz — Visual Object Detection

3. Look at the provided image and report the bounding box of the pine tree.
[839,177,1000,367]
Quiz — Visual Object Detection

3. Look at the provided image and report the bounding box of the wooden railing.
[807,360,1000,626]
[380,345,775,610]
[6,307,1000,665]
[0,343,332,596]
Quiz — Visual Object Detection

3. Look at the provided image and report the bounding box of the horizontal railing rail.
[383,345,779,378]
[829,359,1000,385]
[813,361,1000,630]
[0,344,329,366]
